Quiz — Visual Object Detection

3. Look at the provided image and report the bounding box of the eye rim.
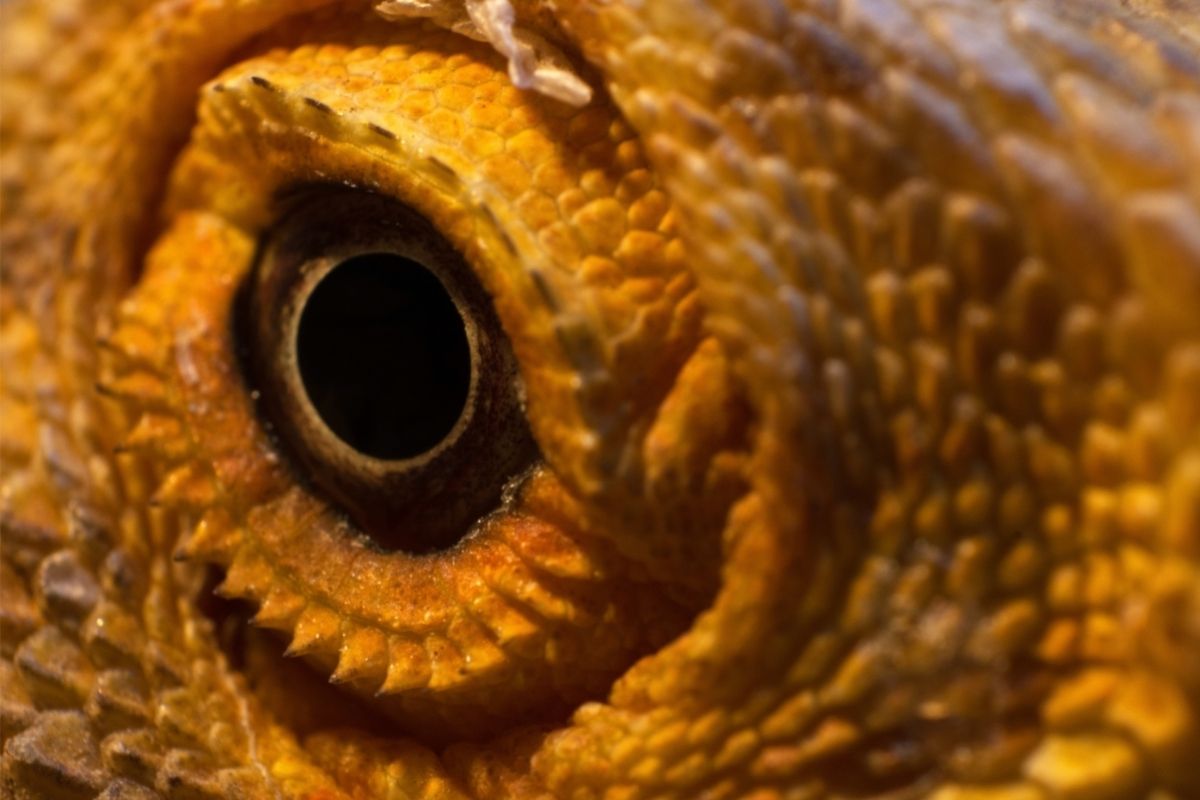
[244,185,539,554]
[269,242,480,473]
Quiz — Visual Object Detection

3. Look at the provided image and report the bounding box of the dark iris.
[244,187,538,554]
[296,253,471,460]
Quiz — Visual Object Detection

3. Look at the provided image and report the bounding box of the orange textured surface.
[2,1,1200,798]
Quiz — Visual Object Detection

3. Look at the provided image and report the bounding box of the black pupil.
[296,253,471,460]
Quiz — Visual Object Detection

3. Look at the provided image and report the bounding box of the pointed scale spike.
[152,463,216,510]
[445,618,507,679]
[500,521,600,582]
[377,637,432,694]
[215,547,273,600]
[251,586,306,632]
[486,561,579,625]
[98,321,162,371]
[284,603,342,659]
[462,585,543,657]
[94,371,166,407]
[174,511,241,563]
[424,634,471,691]
[119,413,188,461]
[330,626,389,689]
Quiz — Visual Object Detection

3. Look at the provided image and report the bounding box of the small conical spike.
[285,603,342,659]
[152,463,216,510]
[215,547,272,600]
[120,413,188,460]
[94,371,166,406]
[445,619,507,678]
[115,294,167,330]
[330,626,389,688]
[252,586,306,631]
[99,322,161,370]
[501,523,598,582]
[465,592,542,655]
[174,511,240,563]
[425,634,470,690]
[487,564,577,624]
[377,637,432,694]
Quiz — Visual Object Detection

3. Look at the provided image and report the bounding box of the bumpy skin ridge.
[3,1,1200,799]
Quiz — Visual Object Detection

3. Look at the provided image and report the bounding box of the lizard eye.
[97,11,721,745]
[244,188,537,554]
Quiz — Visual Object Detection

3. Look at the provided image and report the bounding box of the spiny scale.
[213,546,273,600]
[251,585,307,631]
[119,413,189,461]
[330,627,390,688]
[94,371,167,408]
[172,510,242,563]
[96,323,161,372]
[151,463,217,510]
[379,637,433,694]
[284,602,342,659]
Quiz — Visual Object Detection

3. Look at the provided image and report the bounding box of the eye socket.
[243,187,538,554]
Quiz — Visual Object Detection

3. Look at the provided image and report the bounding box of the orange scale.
[566,105,614,145]
[456,540,574,627]
[444,617,509,676]
[465,98,510,130]
[395,87,436,120]
[453,60,501,86]
[332,553,460,634]
[421,106,467,142]
[349,50,402,80]
[460,126,506,160]
[480,152,534,197]
[532,160,575,197]
[406,66,450,92]
[512,190,564,232]
[492,514,606,584]
[336,74,377,98]
[435,82,474,112]
[506,128,559,171]
[456,581,545,657]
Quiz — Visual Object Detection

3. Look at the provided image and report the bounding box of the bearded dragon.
[2,0,1200,798]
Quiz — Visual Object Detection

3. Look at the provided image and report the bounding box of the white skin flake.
[375,0,594,106]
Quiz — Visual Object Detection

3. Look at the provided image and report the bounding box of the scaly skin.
[3,1,1200,798]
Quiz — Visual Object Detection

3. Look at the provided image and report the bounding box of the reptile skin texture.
[3,0,1200,798]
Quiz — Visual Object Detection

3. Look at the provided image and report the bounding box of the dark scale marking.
[478,203,501,229]
[60,226,79,269]
[249,75,278,92]
[497,228,517,256]
[476,203,517,256]
[304,97,335,114]
[368,122,398,140]
[552,319,606,374]
[425,155,457,183]
[529,269,560,312]
[94,381,121,399]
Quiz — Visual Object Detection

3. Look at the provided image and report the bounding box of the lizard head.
[2,1,1200,798]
